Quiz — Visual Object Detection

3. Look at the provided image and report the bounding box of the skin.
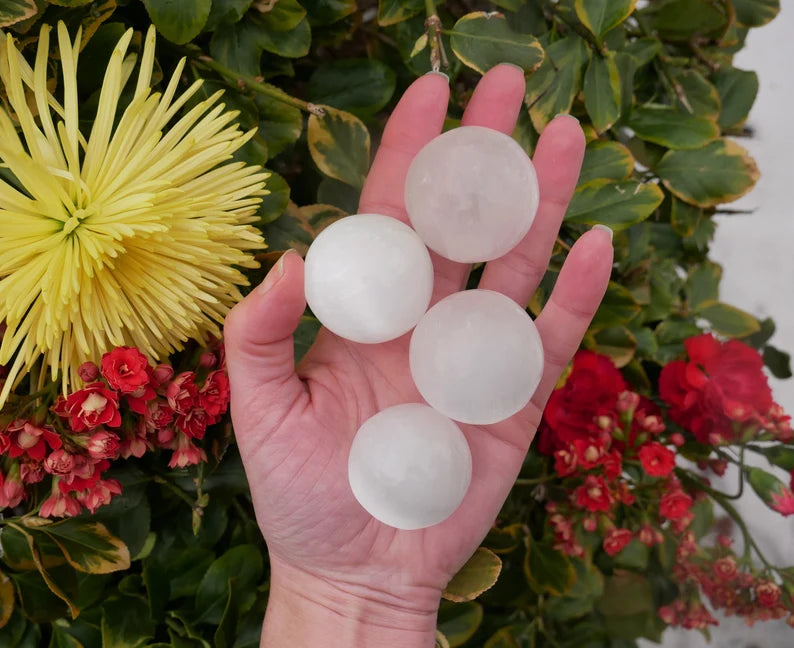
[223,64,614,647]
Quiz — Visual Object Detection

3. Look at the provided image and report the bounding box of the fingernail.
[592,224,614,242]
[425,70,449,83]
[555,113,580,124]
[257,250,293,295]
[499,62,526,75]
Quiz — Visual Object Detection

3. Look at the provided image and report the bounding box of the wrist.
[261,559,441,648]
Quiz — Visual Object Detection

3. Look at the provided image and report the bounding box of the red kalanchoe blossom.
[166,372,198,414]
[659,333,775,443]
[176,406,211,440]
[169,432,206,469]
[40,485,82,518]
[539,350,627,453]
[3,420,62,461]
[601,449,623,480]
[19,460,45,485]
[77,478,122,514]
[554,446,577,477]
[101,346,151,394]
[638,442,676,477]
[44,449,77,476]
[78,361,100,382]
[119,420,153,459]
[151,364,174,387]
[574,475,612,512]
[0,467,25,509]
[713,556,739,582]
[63,383,121,432]
[199,370,230,418]
[660,488,694,520]
[770,487,794,516]
[603,528,633,556]
[86,430,121,460]
[146,400,175,430]
[755,581,781,608]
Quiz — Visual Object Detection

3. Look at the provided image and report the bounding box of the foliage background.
[0,0,790,646]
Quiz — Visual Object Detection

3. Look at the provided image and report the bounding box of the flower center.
[62,205,99,235]
[80,392,108,415]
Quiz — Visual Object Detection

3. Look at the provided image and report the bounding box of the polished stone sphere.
[304,214,434,343]
[347,403,472,530]
[409,289,544,424]
[404,125,539,263]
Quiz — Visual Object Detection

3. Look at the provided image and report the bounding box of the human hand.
[223,64,614,647]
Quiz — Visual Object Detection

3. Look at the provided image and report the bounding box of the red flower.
[659,489,693,520]
[603,528,632,556]
[76,478,122,514]
[755,581,781,608]
[176,407,211,440]
[40,487,82,518]
[712,556,738,582]
[638,442,676,477]
[169,432,206,469]
[770,487,794,516]
[539,351,627,453]
[86,430,120,460]
[2,420,62,461]
[554,446,577,477]
[574,475,612,512]
[101,347,151,394]
[63,383,121,432]
[166,372,198,414]
[0,468,25,509]
[146,400,175,430]
[199,370,230,418]
[600,450,623,480]
[44,449,76,476]
[659,334,775,443]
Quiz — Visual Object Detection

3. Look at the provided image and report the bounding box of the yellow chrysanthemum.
[0,23,267,406]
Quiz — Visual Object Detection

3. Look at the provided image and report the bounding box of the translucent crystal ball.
[404,125,540,263]
[304,214,434,344]
[347,403,472,530]
[409,290,544,425]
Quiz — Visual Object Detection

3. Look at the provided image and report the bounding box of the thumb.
[223,249,308,423]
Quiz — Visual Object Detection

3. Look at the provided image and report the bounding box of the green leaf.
[443,548,502,602]
[263,202,345,255]
[42,521,130,575]
[194,545,263,625]
[746,466,792,513]
[756,446,794,471]
[301,0,356,26]
[524,536,576,597]
[764,345,792,379]
[377,0,423,26]
[574,0,636,39]
[159,547,215,600]
[690,497,714,539]
[529,36,589,131]
[0,0,37,28]
[657,139,760,207]
[628,105,719,149]
[203,0,254,30]
[317,177,360,214]
[49,623,85,648]
[547,558,605,620]
[566,181,663,230]
[258,0,306,30]
[686,261,721,310]
[450,12,545,75]
[591,281,641,329]
[0,570,13,629]
[597,570,653,617]
[209,19,266,77]
[101,596,154,648]
[308,106,370,188]
[257,15,311,58]
[483,524,523,554]
[741,316,776,348]
[654,316,702,363]
[672,69,721,120]
[642,0,730,41]
[577,141,634,188]
[696,301,760,337]
[712,66,759,130]
[10,570,69,623]
[309,59,396,117]
[592,326,637,367]
[254,96,302,159]
[437,601,483,647]
[213,577,241,648]
[257,171,290,225]
[583,53,621,133]
[732,0,779,27]
[613,539,649,570]
[624,37,661,67]
[484,624,537,647]
[142,0,210,44]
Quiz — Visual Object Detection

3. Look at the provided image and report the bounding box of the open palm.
[223,65,614,617]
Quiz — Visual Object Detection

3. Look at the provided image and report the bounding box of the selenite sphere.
[348,403,472,530]
[404,125,540,263]
[409,290,544,425]
[304,214,434,344]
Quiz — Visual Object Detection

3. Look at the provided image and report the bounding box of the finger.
[532,226,614,407]
[224,250,308,430]
[358,72,450,224]
[478,115,585,306]
[431,63,528,301]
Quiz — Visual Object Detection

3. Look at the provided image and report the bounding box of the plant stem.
[153,475,195,507]
[515,475,556,487]
[424,0,448,72]
[192,56,325,116]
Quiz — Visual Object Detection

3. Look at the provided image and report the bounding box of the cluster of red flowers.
[659,334,791,444]
[0,345,229,518]
[662,532,794,629]
[539,351,693,558]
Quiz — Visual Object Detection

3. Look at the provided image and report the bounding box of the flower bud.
[152,364,174,386]
[78,361,100,382]
[671,433,685,447]
[199,352,218,369]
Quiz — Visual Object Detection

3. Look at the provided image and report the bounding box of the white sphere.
[304,214,434,343]
[347,403,472,530]
[409,290,544,425]
[404,125,540,263]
